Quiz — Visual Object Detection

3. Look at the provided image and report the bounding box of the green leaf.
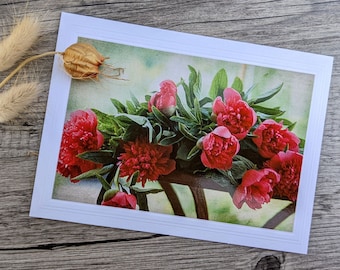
[299,138,305,150]
[151,106,171,127]
[131,186,163,194]
[209,68,228,99]
[91,109,121,135]
[112,165,120,188]
[110,98,127,113]
[188,65,201,97]
[288,122,297,131]
[72,164,115,181]
[275,118,297,130]
[240,138,259,153]
[170,116,193,126]
[129,170,140,186]
[217,157,256,186]
[122,124,140,141]
[103,189,119,201]
[256,112,284,120]
[178,123,198,142]
[154,123,163,143]
[205,170,237,194]
[252,105,285,116]
[199,96,213,107]
[95,173,112,191]
[176,141,197,162]
[145,94,151,100]
[176,94,196,120]
[193,98,202,125]
[130,92,140,107]
[126,100,136,114]
[179,78,194,108]
[249,83,283,105]
[187,145,201,160]
[159,133,183,146]
[201,121,217,132]
[116,114,153,143]
[230,162,251,178]
[77,150,116,164]
[200,107,213,120]
[243,84,256,102]
[231,76,243,93]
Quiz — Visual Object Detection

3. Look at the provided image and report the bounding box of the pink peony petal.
[223,88,242,103]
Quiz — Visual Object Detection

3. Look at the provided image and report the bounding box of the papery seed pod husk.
[61,43,106,80]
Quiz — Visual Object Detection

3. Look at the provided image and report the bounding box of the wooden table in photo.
[1,1,339,269]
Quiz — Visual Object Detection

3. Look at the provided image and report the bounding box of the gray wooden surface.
[0,0,339,269]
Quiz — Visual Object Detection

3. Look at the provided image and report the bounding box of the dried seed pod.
[61,43,106,80]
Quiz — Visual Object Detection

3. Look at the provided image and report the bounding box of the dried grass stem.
[0,82,41,123]
[0,16,40,72]
[0,51,60,89]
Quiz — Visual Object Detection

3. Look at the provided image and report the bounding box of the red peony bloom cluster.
[252,119,300,158]
[200,126,240,170]
[148,80,177,117]
[118,138,176,187]
[233,168,280,209]
[57,109,104,181]
[232,150,303,209]
[101,191,137,209]
[265,150,303,202]
[199,87,255,171]
[212,88,257,140]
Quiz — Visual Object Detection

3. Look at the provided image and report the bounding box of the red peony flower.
[118,138,176,187]
[252,119,300,158]
[212,88,256,140]
[57,109,104,181]
[200,126,240,170]
[101,191,137,209]
[148,80,177,117]
[232,168,280,210]
[265,150,303,202]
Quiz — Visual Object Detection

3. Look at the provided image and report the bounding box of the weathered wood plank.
[0,0,339,269]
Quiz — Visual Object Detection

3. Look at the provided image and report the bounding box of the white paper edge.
[29,12,334,254]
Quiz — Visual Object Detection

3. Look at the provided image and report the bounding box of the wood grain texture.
[0,0,339,269]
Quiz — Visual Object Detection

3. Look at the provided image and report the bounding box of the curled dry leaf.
[0,82,41,123]
[0,16,40,72]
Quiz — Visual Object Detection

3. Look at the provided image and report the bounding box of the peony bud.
[101,191,137,209]
[148,80,177,117]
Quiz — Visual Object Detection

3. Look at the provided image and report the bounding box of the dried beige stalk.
[0,18,123,123]
[0,16,40,72]
[0,82,41,123]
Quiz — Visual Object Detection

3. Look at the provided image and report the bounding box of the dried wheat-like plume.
[0,82,41,123]
[0,16,40,72]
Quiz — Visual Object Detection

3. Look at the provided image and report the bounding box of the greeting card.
[30,12,333,254]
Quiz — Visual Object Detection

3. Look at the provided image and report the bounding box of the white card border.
[30,12,333,254]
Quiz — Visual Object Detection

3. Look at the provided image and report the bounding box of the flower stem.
[0,51,61,89]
